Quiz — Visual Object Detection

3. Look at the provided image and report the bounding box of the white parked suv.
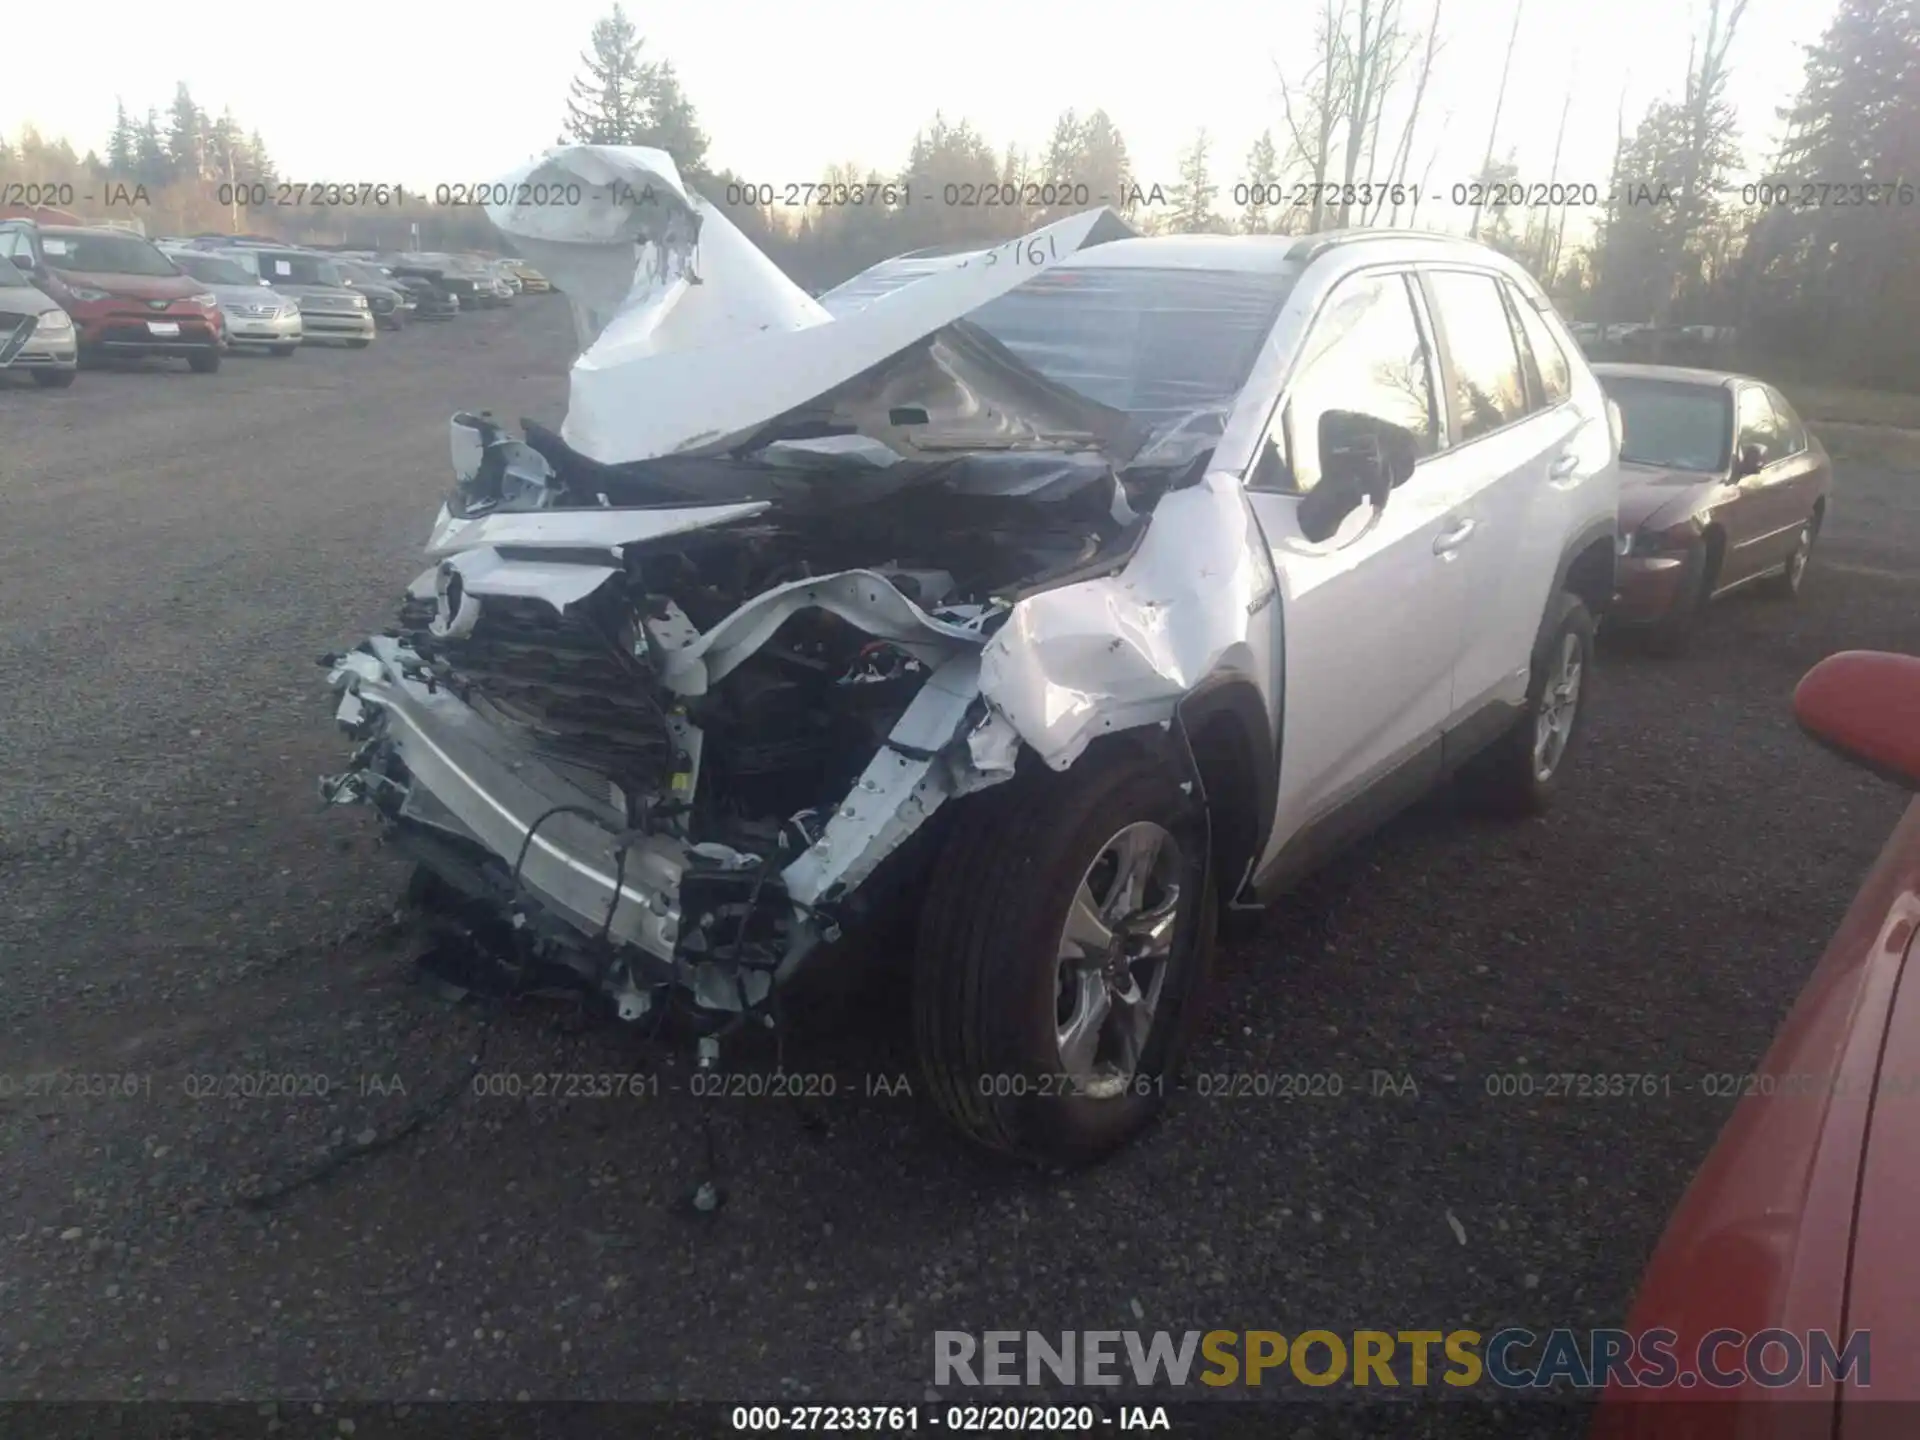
[320,147,1621,1166]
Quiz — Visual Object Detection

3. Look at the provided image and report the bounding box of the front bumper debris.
[323,624,1015,1019]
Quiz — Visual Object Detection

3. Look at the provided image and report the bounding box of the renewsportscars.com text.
[933,1328,1871,1391]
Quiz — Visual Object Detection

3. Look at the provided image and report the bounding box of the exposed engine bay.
[322,410,1177,1024]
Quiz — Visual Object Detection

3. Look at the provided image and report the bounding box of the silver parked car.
[217,247,375,346]
[0,255,78,387]
[161,248,303,356]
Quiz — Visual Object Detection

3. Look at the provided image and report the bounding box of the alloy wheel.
[1054,822,1185,1099]
[1533,632,1584,783]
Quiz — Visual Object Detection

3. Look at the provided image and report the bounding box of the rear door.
[1415,268,1580,727]
[1721,384,1794,584]
[1243,268,1468,856]
[1758,384,1828,547]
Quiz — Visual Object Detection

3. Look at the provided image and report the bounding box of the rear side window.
[1506,284,1573,407]
[1425,270,1529,441]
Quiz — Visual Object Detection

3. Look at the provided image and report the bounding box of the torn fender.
[978,470,1283,770]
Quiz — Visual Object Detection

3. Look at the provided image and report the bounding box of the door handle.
[1433,518,1477,554]
[1548,451,1580,478]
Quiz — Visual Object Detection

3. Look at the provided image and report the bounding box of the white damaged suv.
[322,147,1621,1165]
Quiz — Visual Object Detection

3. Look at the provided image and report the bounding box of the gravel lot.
[2,306,1916,1428]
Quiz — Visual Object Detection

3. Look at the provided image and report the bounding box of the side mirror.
[1297,409,1417,543]
[1794,651,1920,788]
[1733,443,1766,480]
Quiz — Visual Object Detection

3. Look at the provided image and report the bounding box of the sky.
[4,0,1829,236]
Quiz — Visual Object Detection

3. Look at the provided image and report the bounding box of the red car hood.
[1595,798,1920,1436]
[1618,465,1719,532]
[54,268,199,301]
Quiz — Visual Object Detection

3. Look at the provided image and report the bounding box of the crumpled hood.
[484,145,1130,468]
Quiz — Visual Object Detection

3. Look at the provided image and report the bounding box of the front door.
[1243,269,1470,863]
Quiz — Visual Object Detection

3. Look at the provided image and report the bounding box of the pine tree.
[1077,110,1131,210]
[134,110,169,189]
[563,5,650,146]
[1168,129,1220,233]
[107,101,136,175]
[637,60,710,173]
[1038,110,1082,185]
[166,83,207,182]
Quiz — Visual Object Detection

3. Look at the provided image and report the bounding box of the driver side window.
[1251,272,1439,493]
[1735,386,1783,468]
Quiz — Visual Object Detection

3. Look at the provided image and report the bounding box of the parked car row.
[0,216,552,385]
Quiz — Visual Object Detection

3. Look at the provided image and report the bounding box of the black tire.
[76,347,103,371]
[187,350,221,373]
[33,369,76,388]
[912,743,1216,1166]
[1643,543,1711,656]
[269,344,298,357]
[1762,520,1814,599]
[1467,591,1596,817]
[346,337,372,349]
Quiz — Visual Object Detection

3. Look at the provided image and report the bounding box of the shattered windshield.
[966,265,1300,450]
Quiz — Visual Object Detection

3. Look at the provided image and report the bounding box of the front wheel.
[269,344,298,357]
[912,745,1215,1166]
[346,337,372,349]
[33,369,76,388]
[187,350,221,373]
[1467,592,1596,816]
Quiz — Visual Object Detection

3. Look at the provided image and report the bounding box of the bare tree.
[1468,0,1526,239]
[1377,0,1445,226]
[1654,0,1749,325]
[1274,0,1352,232]
[1334,0,1411,226]
[1532,75,1574,278]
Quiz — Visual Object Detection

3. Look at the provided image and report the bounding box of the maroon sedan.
[1598,364,1832,652]
[1593,650,1920,1437]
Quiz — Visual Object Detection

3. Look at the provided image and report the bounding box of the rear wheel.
[1467,592,1596,816]
[187,350,221,373]
[33,369,76,388]
[913,745,1215,1166]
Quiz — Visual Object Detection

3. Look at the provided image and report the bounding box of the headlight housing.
[65,285,112,302]
[36,308,73,331]
[349,293,368,310]
[1627,527,1688,558]
[189,291,219,308]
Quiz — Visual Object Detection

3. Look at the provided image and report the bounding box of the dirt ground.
[2,308,1916,1430]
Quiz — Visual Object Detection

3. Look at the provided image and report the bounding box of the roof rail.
[1297,227,1462,262]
